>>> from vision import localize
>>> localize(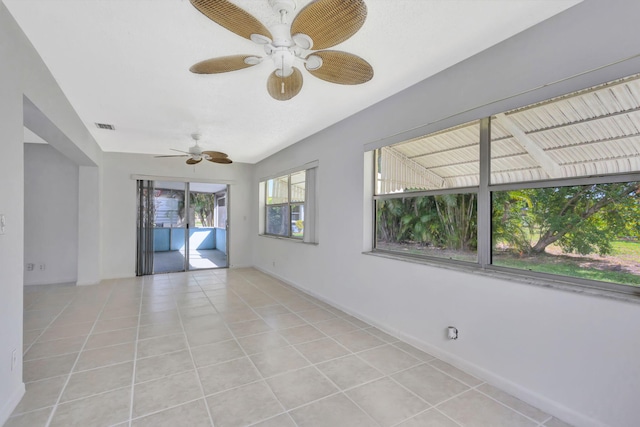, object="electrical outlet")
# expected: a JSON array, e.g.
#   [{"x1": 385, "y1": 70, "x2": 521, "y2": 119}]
[
  {"x1": 11, "y1": 349, "x2": 17, "y2": 371},
  {"x1": 39, "y1": 263, "x2": 46, "y2": 271},
  {"x1": 447, "y1": 326, "x2": 459, "y2": 340},
  {"x1": 0, "y1": 214, "x2": 5, "y2": 235},
  {"x1": 26, "y1": 263, "x2": 34, "y2": 271}
]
